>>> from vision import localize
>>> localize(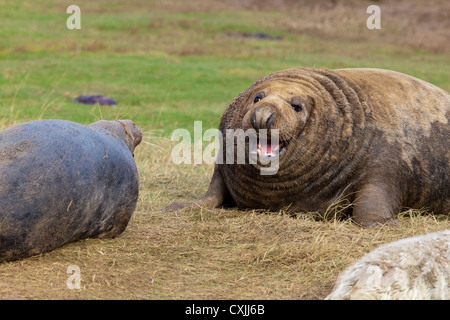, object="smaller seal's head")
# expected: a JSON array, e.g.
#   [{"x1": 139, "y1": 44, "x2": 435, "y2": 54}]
[
  {"x1": 90, "y1": 120, "x2": 142, "y2": 154},
  {"x1": 240, "y1": 80, "x2": 314, "y2": 165}
]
